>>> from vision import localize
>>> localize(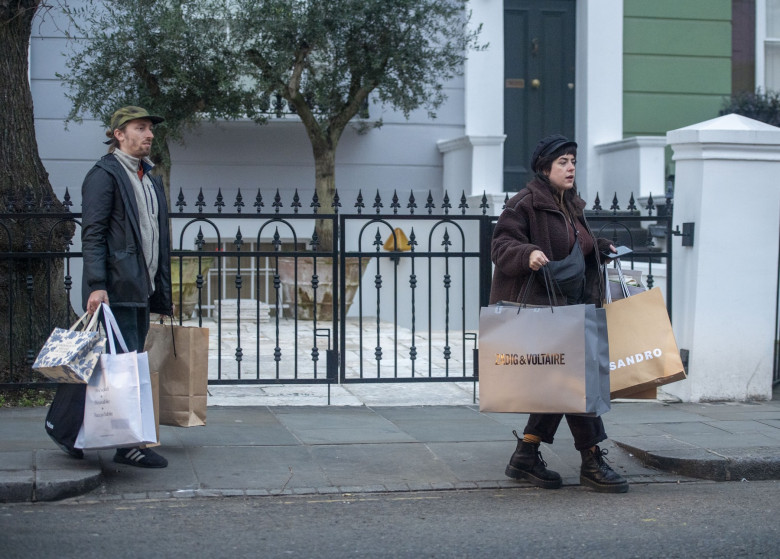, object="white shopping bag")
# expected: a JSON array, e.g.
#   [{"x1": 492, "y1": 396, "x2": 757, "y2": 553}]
[
  {"x1": 75, "y1": 304, "x2": 158, "y2": 450},
  {"x1": 137, "y1": 352, "x2": 157, "y2": 446}
]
